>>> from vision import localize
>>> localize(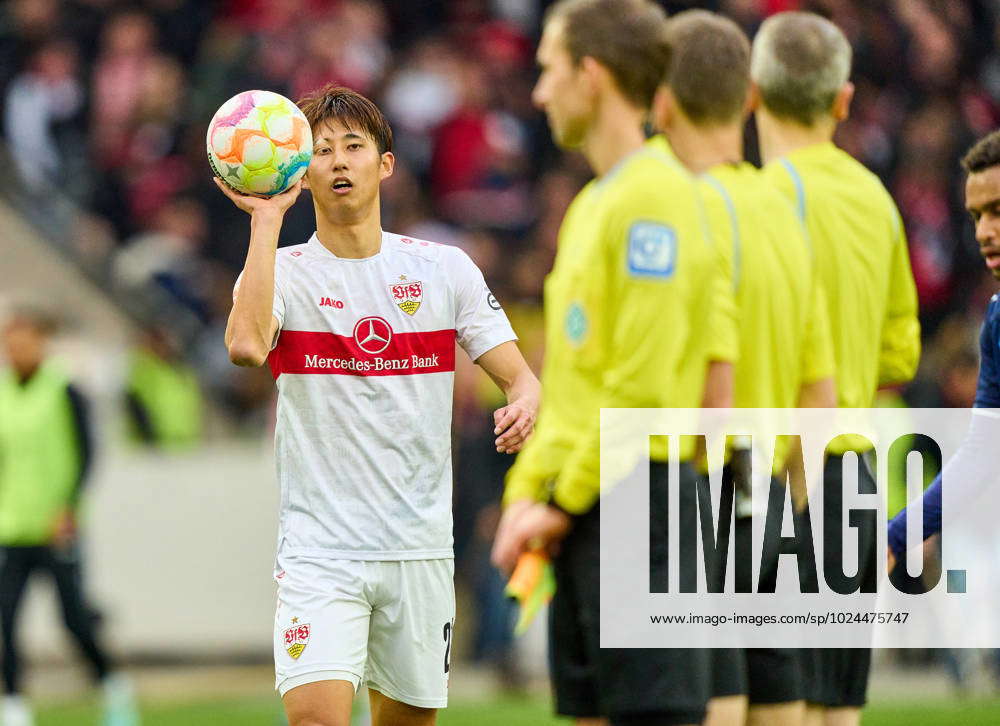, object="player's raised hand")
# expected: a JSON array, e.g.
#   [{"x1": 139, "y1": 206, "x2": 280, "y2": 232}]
[
  {"x1": 494, "y1": 398, "x2": 537, "y2": 454},
  {"x1": 213, "y1": 177, "x2": 303, "y2": 216}
]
